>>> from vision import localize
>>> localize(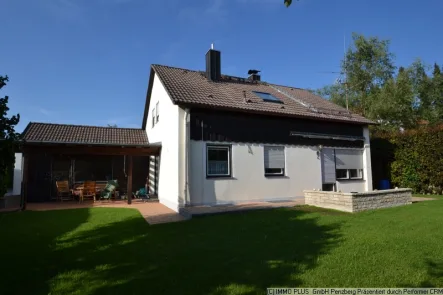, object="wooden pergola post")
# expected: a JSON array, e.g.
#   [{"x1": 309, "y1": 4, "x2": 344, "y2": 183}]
[
  {"x1": 21, "y1": 154, "x2": 29, "y2": 211},
  {"x1": 127, "y1": 155, "x2": 133, "y2": 205}
]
